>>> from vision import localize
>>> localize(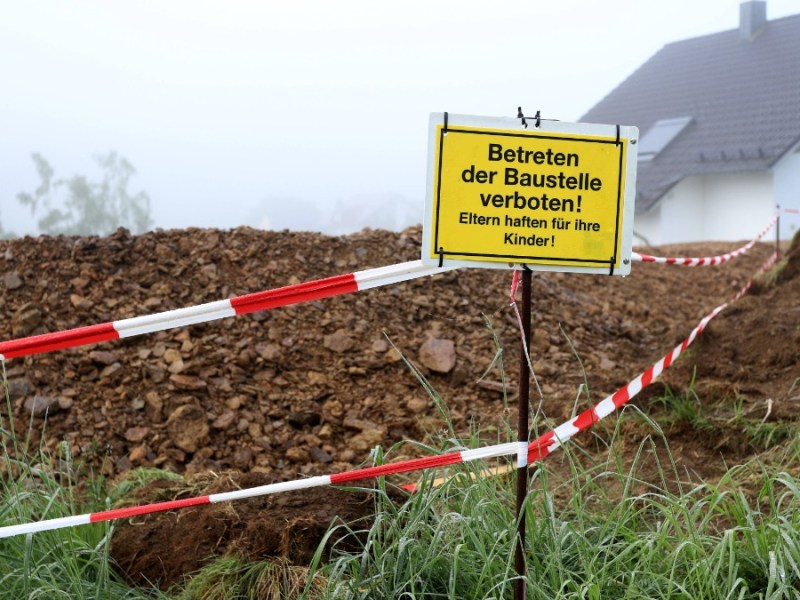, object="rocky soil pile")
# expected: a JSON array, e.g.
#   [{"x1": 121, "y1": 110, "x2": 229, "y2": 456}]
[{"x1": 1, "y1": 225, "x2": 796, "y2": 588}]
